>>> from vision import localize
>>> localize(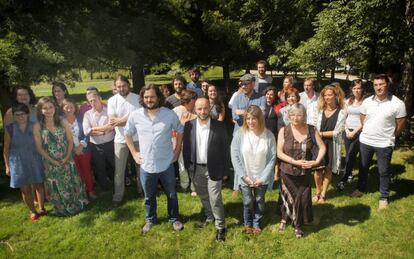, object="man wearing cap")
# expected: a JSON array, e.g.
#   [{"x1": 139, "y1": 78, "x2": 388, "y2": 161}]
[
  {"x1": 231, "y1": 74, "x2": 266, "y2": 133},
  {"x1": 254, "y1": 60, "x2": 273, "y2": 95}
]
